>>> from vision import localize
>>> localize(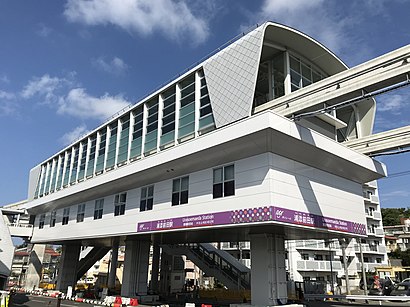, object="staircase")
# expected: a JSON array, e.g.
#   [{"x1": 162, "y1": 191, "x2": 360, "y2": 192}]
[
  {"x1": 162, "y1": 243, "x2": 250, "y2": 290},
  {"x1": 76, "y1": 246, "x2": 111, "y2": 280}
]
